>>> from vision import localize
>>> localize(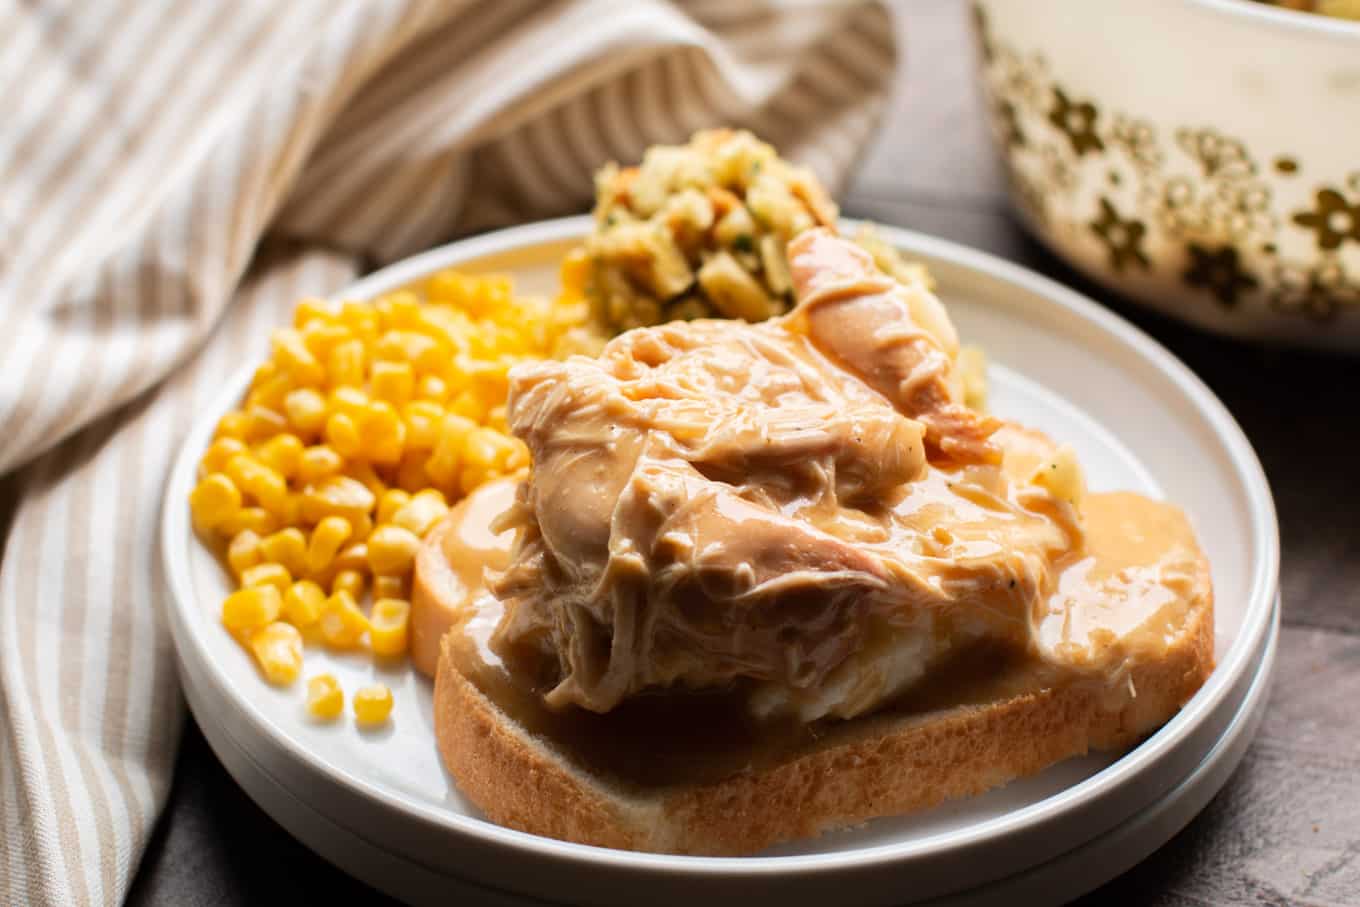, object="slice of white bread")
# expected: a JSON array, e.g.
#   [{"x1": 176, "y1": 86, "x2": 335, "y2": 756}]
[{"x1": 431, "y1": 557, "x2": 1213, "y2": 856}]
